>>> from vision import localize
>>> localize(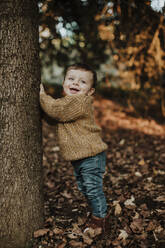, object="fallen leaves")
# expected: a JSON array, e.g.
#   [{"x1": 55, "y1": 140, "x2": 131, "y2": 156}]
[
  {"x1": 69, "y1": 240, "x2": 83, "y2": 247},
  {"x1": 130, "y1": 218, "x2": 144, "y2": 233},
  {"x1": 32, "y1": 102, "x2": 165, "y2": 247},
  {"x1": 34, "y1": 229, "x2": 49, "y2": 238},
  {"x1": 53, "y1": 227, "x2": 64, "y2": 235},
  {"x1": 124, "y1": 195, "x2": 136, "y2": 207},
  {"x1": 113, "y1": 201, "x2": 122, "y2": 216}
]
